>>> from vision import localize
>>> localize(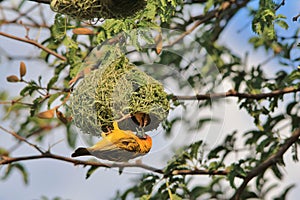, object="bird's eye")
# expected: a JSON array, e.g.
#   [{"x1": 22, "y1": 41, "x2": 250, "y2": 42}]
[{"x1": 122, "y1": 141, "x2": 129, "y2": 145}]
